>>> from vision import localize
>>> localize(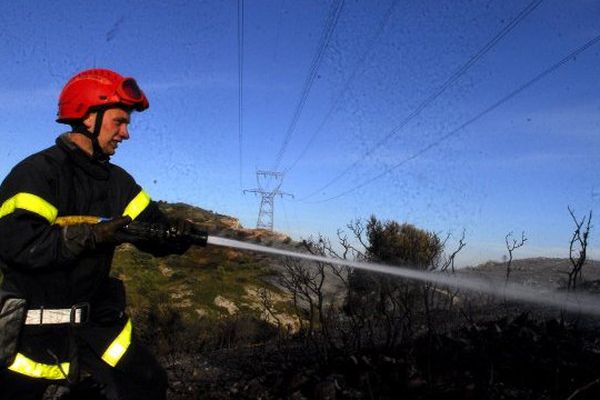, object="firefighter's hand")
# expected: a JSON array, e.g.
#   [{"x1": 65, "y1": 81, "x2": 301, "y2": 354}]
[
  {"x1": 62, "y1": 216, "x2": 132, "y2": 256},
  {"x1": 167, "y1": 218, "x2": 194, "y2": 239},
  {"x1": 91, "y1": 216, "x2": 132, "y2": 246},
  {"x1": 165, "y1": 218, "x2": 194, "y2": 254}
]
